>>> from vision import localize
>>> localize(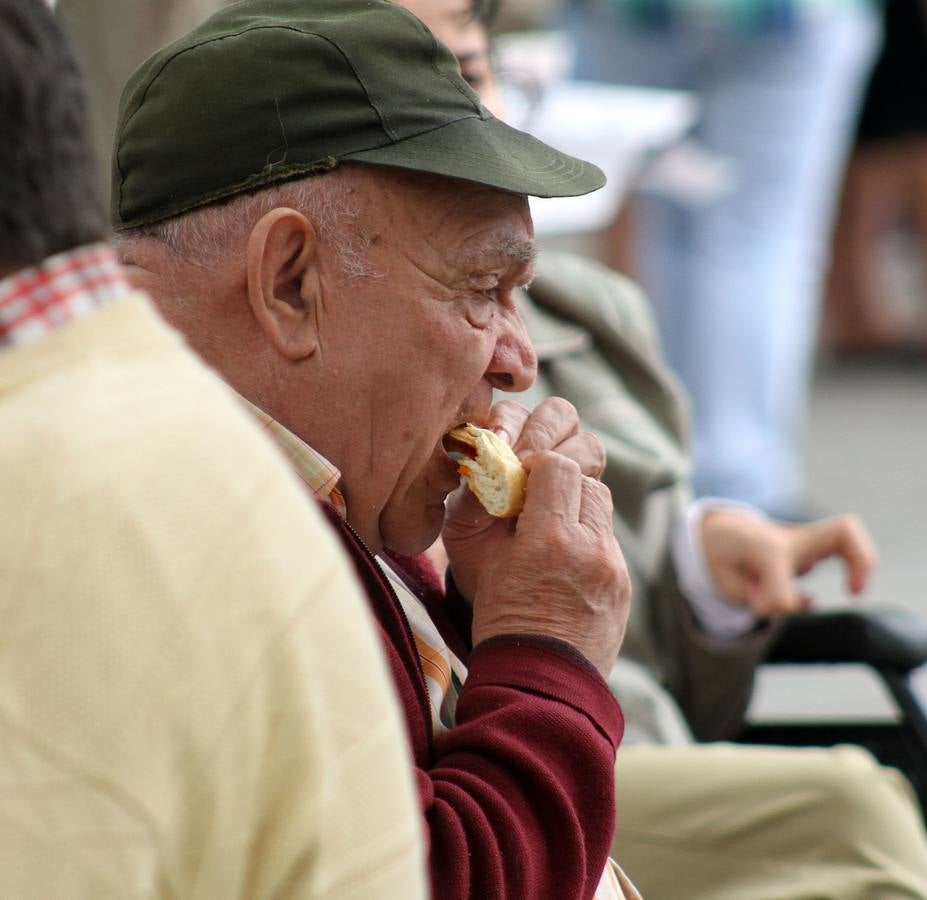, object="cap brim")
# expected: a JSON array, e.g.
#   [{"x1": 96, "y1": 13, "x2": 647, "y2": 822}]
[{"x1": 342, "y1": 114, "x2": 605, "y2": 199}]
